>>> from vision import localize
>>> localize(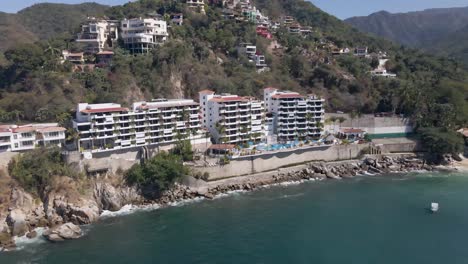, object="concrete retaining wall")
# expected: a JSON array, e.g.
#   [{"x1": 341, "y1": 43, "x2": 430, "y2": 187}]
[
  {"x1": 324, "y1": 113, "x2": 413, "y2": 135},
  {"x1": 195, "y1": 144, "x2": 370, "y2": 180}
]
